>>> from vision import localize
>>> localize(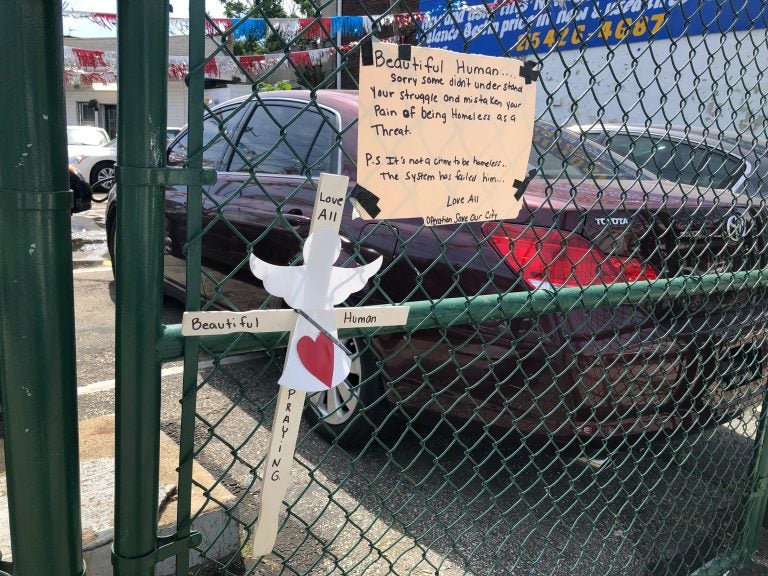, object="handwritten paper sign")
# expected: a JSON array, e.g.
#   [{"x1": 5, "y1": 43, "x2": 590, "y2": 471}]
[
  {"x1": 182, "y1": 306, "x2": 409, "y2": 337},
  {"x1": 355, "y1": 42, "x2": 537, "y2": 226}
]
